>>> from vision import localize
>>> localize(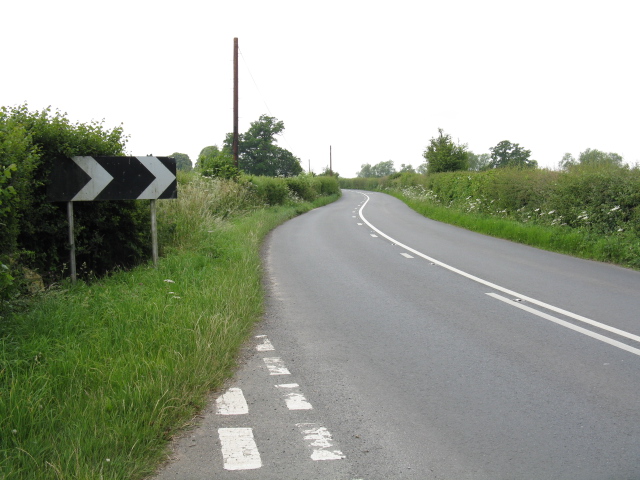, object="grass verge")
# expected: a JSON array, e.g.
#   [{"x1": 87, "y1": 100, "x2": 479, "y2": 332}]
[
  {"x1": 392, "y1": 191, "x2": 640, "y2": 269},
  {"x1": 0, "y1": 192, "x2": 339, "y2": 480}
]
